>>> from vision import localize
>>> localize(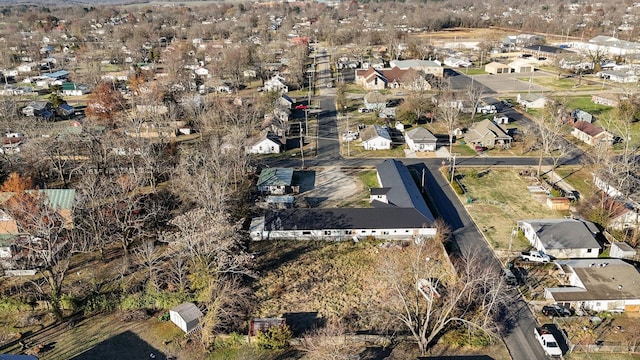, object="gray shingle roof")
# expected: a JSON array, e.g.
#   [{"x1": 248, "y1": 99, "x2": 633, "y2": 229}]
[
  {"x1": 375, "y1": 159, "x2": 435, "y2": 221},
  {"x1": 405, "y1": 127, "x2": 437, "y2": 144},
  {"x1": 521, "y1": 219, "x2": 600, "y2": 250},
  {"x1": 171, "y1": 302, "x2": 203, "y2": 333},
  {"x1": 263, "y1": 208, "x2": 432, "y2": 230}
]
